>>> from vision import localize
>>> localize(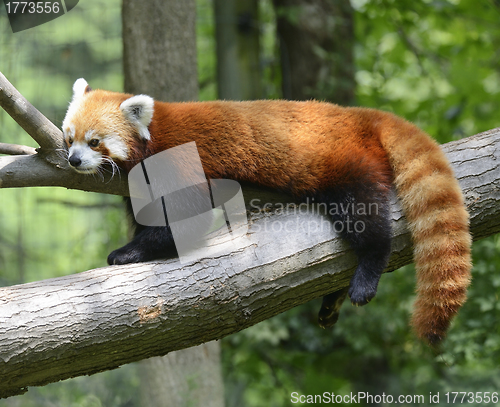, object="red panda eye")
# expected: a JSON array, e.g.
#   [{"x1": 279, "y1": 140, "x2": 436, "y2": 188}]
[
  {"x1": 89, "y1": 139, "x2": 100, "y2": 148},
  {"x1": 67, "y1": 137, "x2": 73, "y2": 145}
]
